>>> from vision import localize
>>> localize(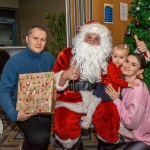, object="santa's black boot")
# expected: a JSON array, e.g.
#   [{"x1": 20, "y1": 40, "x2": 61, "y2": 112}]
[
  {"x1": 97, "y1": 138, "x2": 117, "y2": 150},
  {"x1": 97, "y1": 138, "x2": 124, "y2": 150},
  {"x1": 71, "y1": 138, "x2": 84, "y2": 150}
]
